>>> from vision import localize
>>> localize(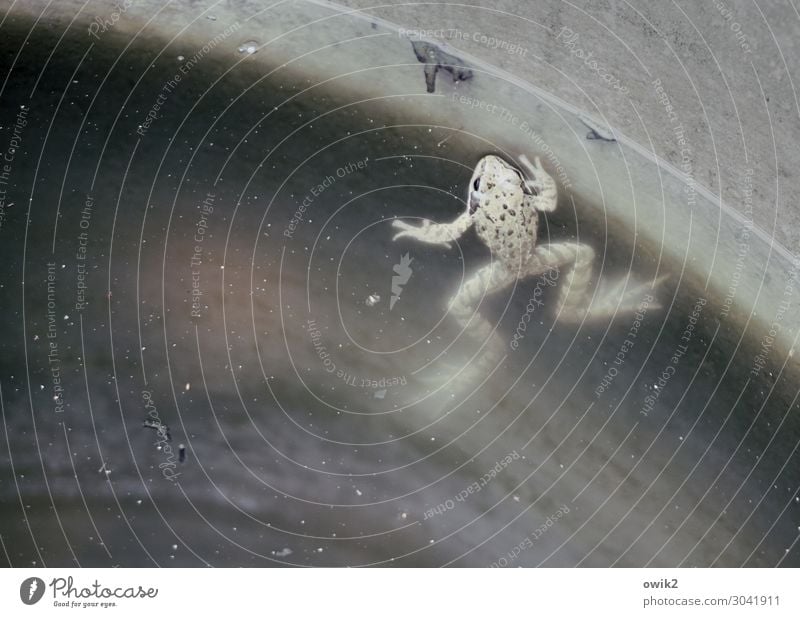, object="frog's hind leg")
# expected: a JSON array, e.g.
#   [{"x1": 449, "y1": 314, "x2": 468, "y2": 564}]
[
  {"x1": 523, "y1": 242, "x2": 596, "y2": 322},
  {"x1": 429, "y1": 261, "x2": 517, "y2": 388},
  {"x1": 434, "y1": 243, "x2": 594, "y2": 390},
  {"x1": 447, "y1": 261, "x2": 517, "y2": 349},
  {"x1": 527, "y1": 242, "x2": 666, "y2": 322}
]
